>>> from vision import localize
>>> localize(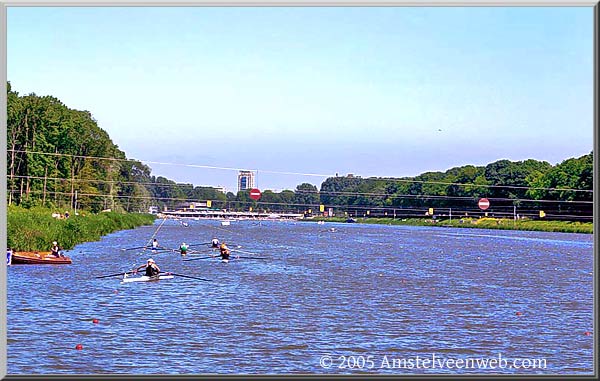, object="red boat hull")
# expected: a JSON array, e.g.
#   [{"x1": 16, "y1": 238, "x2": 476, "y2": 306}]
[{"x1": 10, "y1": 251, "x2": 72, "y2": 265}]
